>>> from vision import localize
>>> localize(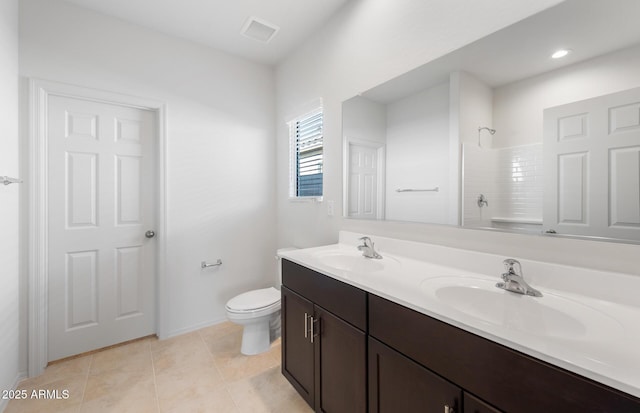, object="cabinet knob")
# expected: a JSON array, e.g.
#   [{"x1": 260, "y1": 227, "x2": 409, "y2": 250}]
[{"x1": 444, "y1": 405, "x2": 455, "y2": 413}]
